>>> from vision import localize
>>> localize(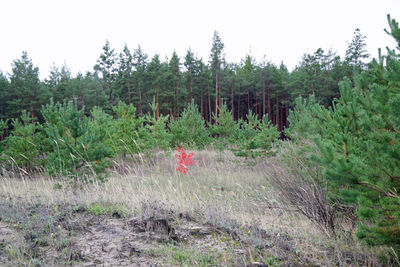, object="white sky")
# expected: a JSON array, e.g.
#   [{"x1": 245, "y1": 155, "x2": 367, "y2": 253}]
[{"x1": 1, "y1": 0, "x2": 400, "y2": 79}]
